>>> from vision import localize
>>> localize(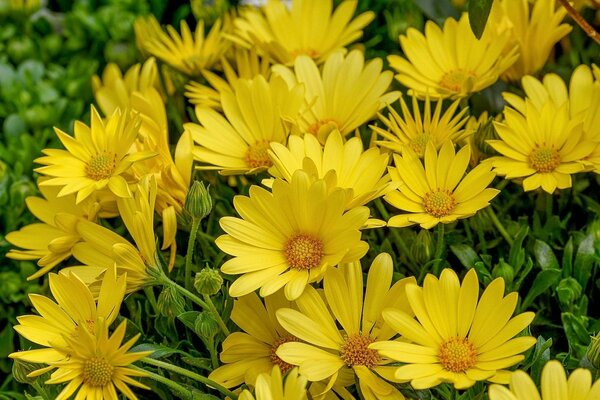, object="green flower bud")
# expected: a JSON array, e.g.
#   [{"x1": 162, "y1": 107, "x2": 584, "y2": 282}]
[
  {"x1": 185, "y1": 181, "x2": 213, "y2": 220},
  {"x1": 586, "y1": 333, "x2": 600, "y2": 369},
  {"x1": 157, "y1": 286, "x2": 186, "y2": 319},
  {"x1": 194, "y1": 311, "x2": 220, "y2": 340},
  {"x1": 194, "y1": 268, "x2": 223, "y2": 296},
  {"x1": 383, "y1": 0, "x2": 423, "y2": 42},
  {"x1": 492, "y1": 260, "x2": 514, "y2": 285},
  {"x1": 12, "y1": 359, "x2": 38, "y2": 384},
  {"x1": 474, "y1": 117, "x2": 499, "y2": 157},
  {"x1": 556, "y1": 277, "x2": 582, "y2": 309},
  {"x1": 410, "y1": 229, "x2": 434, "y2": 265},
  {"x1": 191, "y1": 0, "x2": 230, "y2": 26},
  {"x1": 7, "y1": 37, "x2": 36, "y2": 64}
]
